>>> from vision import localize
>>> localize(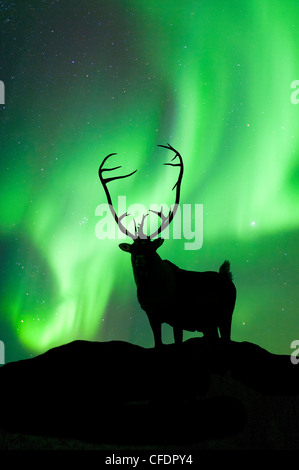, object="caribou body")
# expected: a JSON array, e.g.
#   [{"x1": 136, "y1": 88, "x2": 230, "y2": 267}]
[
  {"x1": 119, "y1": 238, "x2": 236, "y2": 347},
  {"x1": 99, "y1": 144, "x2": 236, "y2": 347}
]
